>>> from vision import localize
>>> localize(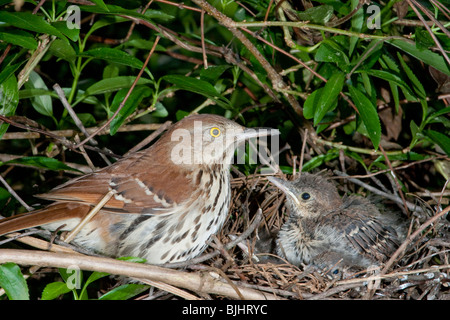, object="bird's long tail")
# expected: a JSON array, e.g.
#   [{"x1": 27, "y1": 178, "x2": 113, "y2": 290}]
[{"x1": 0, "y1": 203, "x2": 90, "y2": 236}]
